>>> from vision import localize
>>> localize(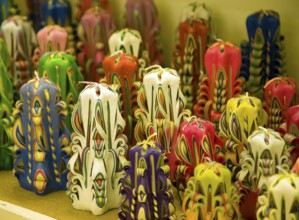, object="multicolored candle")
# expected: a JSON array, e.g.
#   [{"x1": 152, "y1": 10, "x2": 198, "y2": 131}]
[
  {"x1": 77, "y1": 6, "x2": 116, "y2": 81},
  {"x1": 67, "y1": 82, "x2": 128, "y2": 215},
  {"x1": 38, "y1": 51, "x2": 83, "y2": 131},
  {"x1": 181, "y1": 162, "x2": 240, "y2": 220},
  {"x1": 125, "y1": 0, "x2": 163, "y2": 65},
  {"x1": 119, "y1": 135, "x2": 176, "y2": 220},
  {"x1": 257, "y1": 169, "x2": 299, "y2": 220},
  {"x1": 1, "y1": 15, "x2": 37, "y2": 91},
  {"x1": 175, "y1": 116, "x2": 224, "y2": 200},
  {"x1": 134, "y1": 65, "x2": 191, "y2": 181},
  {"x1": 219, "y1": 93, "x2": 268, "y2": 178},
  {"x1": 194, "y1": 40, "x2": 244, "y2": 127},
  {"x1": 172, "y1": 15, "x2": 209, "y2": 110},
  {"x1": 237, "y1": 127, "x2": 291, "y2": 219},
  {"x1": 279, "y1": 105, "x2": 299, "y2": 164},
  {"x1": 103, "y1": 51, "x2": 139, "y2": 146},
  {"x1": 264, "y1": 77, "x2": 298, "y2": 130},
  {"x1": 32, "y1": 25, "x2": 70, "y2": 66},
  {"x1": 0, "y1": 40, "x2": 14, "y2": 170},
  {"x1": 12, "y1": 76, "x2": 71, "y2": 195},
  {"x1": 241, "y1": 10, "x2": 287, "y2": 100}
]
